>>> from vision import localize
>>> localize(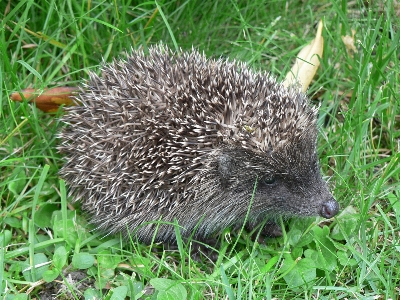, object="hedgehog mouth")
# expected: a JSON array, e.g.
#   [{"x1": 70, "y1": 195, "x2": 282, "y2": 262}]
[{"x1": 252, "y1": 202, "x2": 333, "y2": 219}]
